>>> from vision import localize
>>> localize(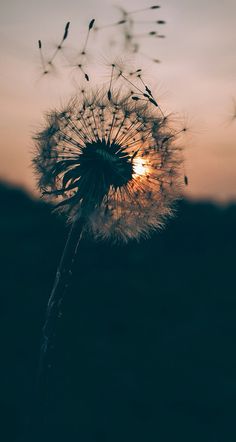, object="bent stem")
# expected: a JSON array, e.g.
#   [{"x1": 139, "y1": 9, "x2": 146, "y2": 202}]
[{"x1": 34, "y1": 217, "x2": 86, "y2": 434}]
